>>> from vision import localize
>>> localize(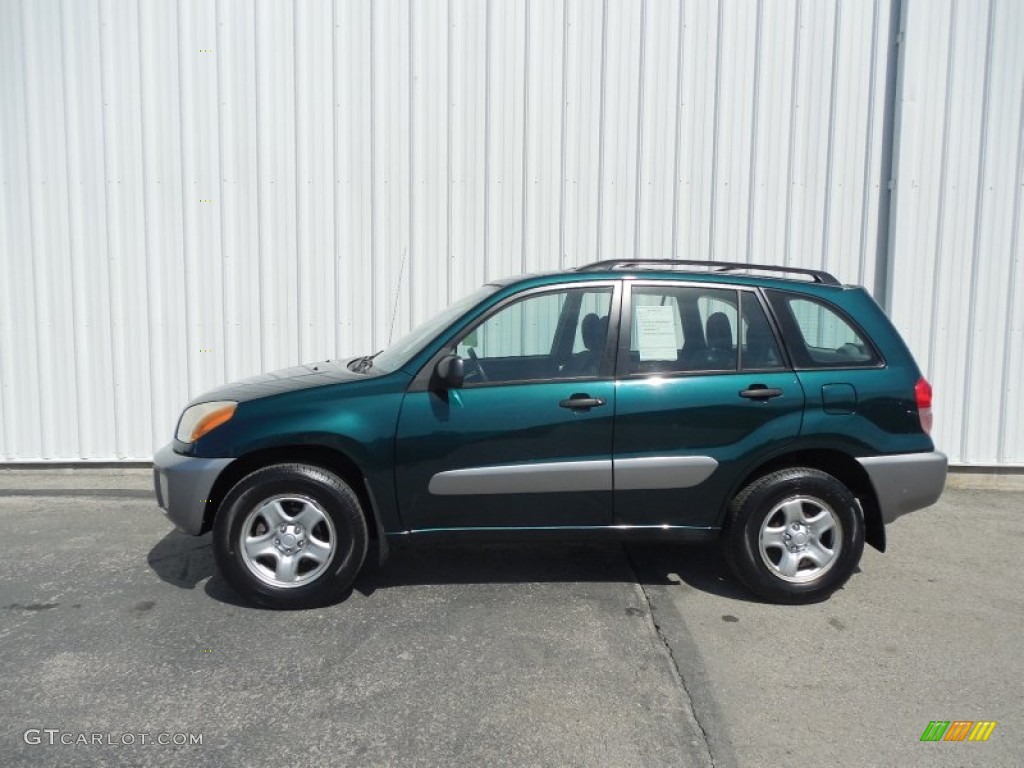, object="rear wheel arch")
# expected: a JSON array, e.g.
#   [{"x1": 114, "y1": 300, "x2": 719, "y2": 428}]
[
  {"x1": 723, "y1": 448, "x2": 885, "y2": 552},
  {"x1": 202, "y1": 445, "x2": 388, "y2": 563},
  {"x1": 722, "y1": 466, "x2": 865, "y2": 603}
]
